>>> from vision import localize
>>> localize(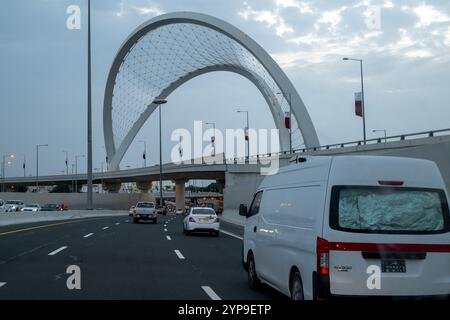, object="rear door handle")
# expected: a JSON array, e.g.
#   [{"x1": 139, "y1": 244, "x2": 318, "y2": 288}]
[{"x1": 253, "y1": 226, "x2": 257, "y2": 233}]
